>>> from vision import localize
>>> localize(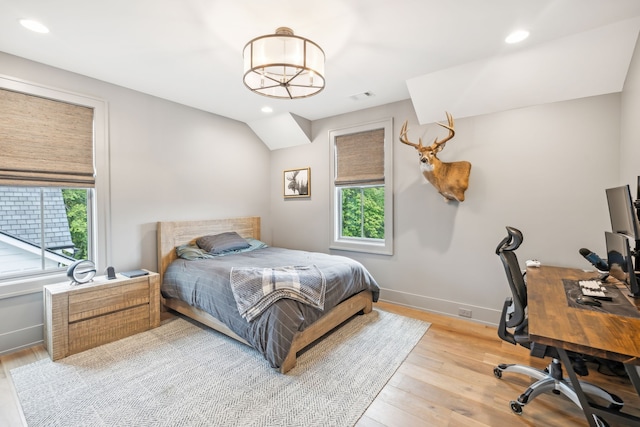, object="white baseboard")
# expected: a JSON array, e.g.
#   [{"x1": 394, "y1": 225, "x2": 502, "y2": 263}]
[
  {"x1": 0, "y1": 325, "x2": 43, "y2": 356},
  {"x1": 378, "y1": 287, "x2": 501, "y2": 326}
]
